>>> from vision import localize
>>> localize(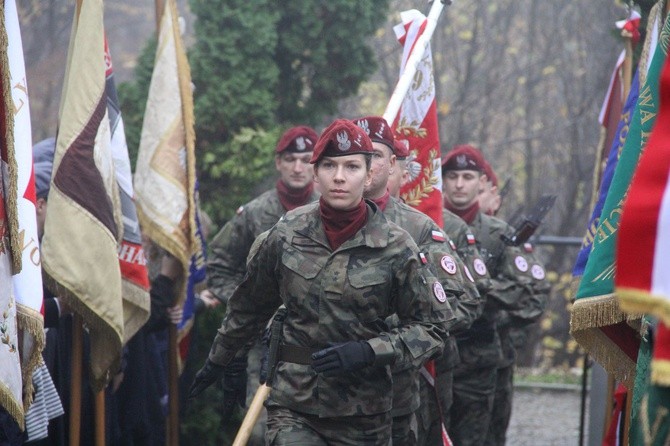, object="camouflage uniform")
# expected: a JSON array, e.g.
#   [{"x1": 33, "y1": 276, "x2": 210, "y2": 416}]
[
  {"x1": 413, "y1": 209, "x2": 493, "y2": 445},
  {"x1": 447, "y1": 212, "x2": 534, "y2": 446},
  {"x1": 206, "y1": 187, "x2": 318, "y2": 444},
  {"x1": 485, "y1": 243, "x2": 549, "y2": 446},
  {"x1": 382, "y1": 198, "x2": 479, "y2": 445},
  {"x1": 208, "y1": 201, "x2": 453, "y2": 445}
]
